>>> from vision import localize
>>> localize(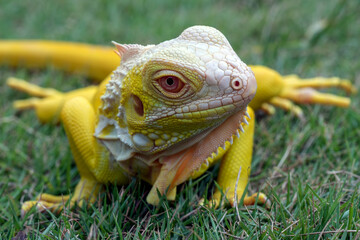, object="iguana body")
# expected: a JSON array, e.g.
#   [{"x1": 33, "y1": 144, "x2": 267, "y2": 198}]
[{"x1": 2, "y1": 26, "x2": 355, "y2": 213}]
